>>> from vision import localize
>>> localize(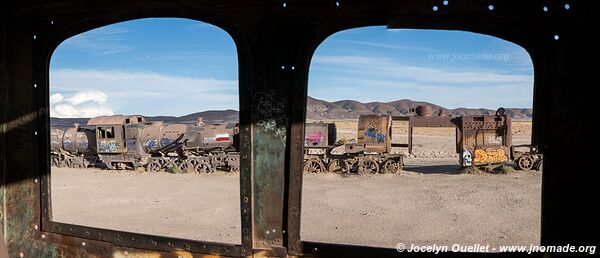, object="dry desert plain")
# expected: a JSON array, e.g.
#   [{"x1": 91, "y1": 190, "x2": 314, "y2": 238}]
[{"x1": 51, "y1": 120, "x2": 540, "y2": 250}]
